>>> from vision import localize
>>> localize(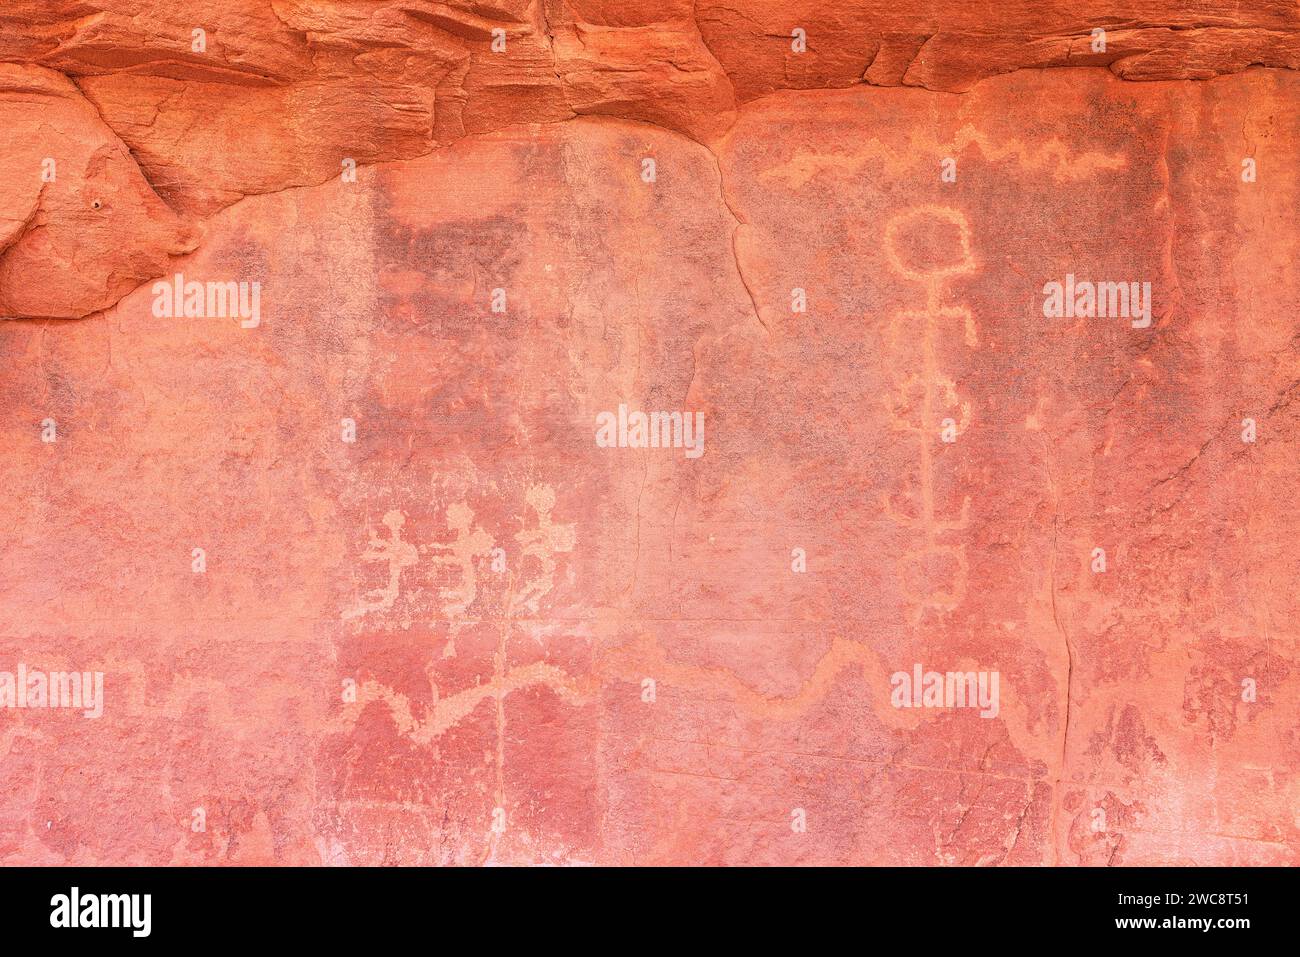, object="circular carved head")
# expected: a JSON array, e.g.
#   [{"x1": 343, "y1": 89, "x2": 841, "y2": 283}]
[{"x1": 883, "y1": 205, "x2": 976, "y2": 282}]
